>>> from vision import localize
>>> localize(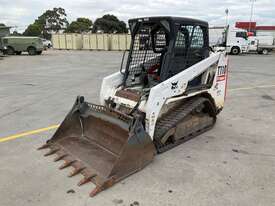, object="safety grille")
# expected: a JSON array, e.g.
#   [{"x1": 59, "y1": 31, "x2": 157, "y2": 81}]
[{"x1": 125, "y1": 26, "x2": 167, "y2": 86}]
